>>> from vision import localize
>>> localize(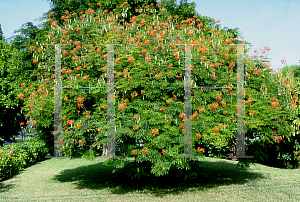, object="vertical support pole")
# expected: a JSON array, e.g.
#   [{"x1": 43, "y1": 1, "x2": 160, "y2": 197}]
[
  {"x1": 54, "y1": 44, "x2": 62, "y2": 157},
  {"x1": 184, "y1": 44, "x2": 192, "y2": 158},
  {"x1": 236, "y1": 44, "x2": 252, "y2": 159},
  {"x1": 107, "y1": 44, "x2": 116, "y2": 158}
]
